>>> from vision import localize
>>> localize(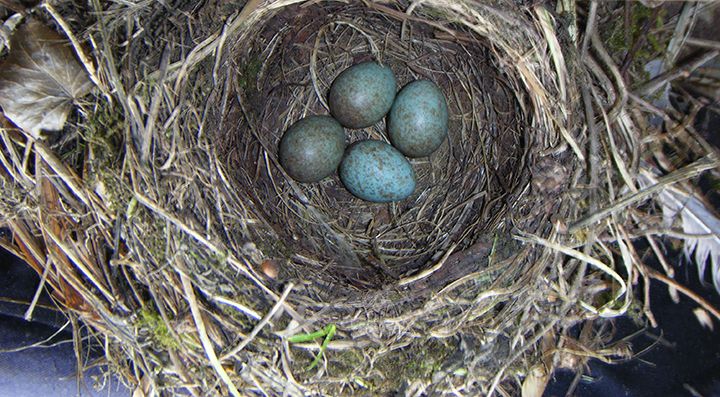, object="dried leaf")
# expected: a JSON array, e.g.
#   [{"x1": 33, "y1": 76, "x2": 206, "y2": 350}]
[
  {"x1": 693, "y1": 307, "x2": 714, "y2": 331},
  {"x1": 0, "y1": 19, "x2": 92, "y2": 138},
  {"x1": 132, "y1": 375, "x2": 156, "y2": 397},
  {"x1": 521, "y1": 365, "x2": 549, "y2": 397}
]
